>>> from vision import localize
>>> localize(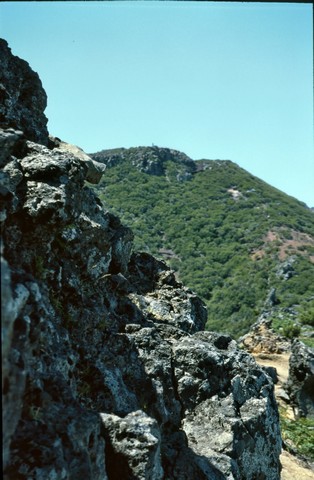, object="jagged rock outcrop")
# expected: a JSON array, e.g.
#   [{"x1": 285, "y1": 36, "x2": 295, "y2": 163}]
[
  {"x1": 0, "y1": 39, "x2": 49, "y2": 145},
  {"x1": 285, "y1": 340, "x2": 314, "y2": 419},
  {"x1": 2, "y1": 42, "x2": 282, "y2": 479},
  {"x1": 49, "y1": 136, "x2": 107, "y2": 184}
]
